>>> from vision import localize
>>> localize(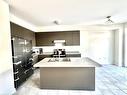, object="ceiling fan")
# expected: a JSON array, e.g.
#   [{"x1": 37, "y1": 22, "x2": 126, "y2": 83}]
[
  {"x1": 105, "y1": 16, "x2": 114, "y2": 24},
  {"x1": 89, "y1": 15, "x2": 115, "y2": 26}
]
